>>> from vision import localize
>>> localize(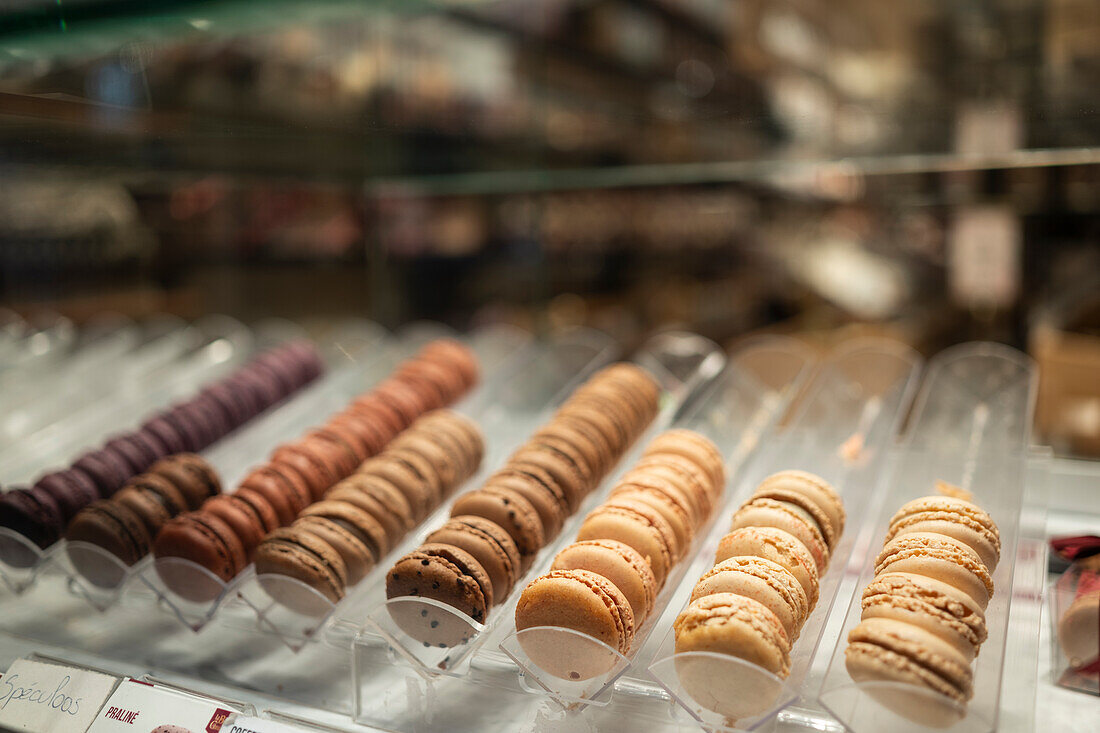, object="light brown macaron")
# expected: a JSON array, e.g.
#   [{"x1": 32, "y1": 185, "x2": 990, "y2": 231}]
[
  {"x1": 427, "y1": 516, "x2": 522, "y2": 602},
  {"x1": 293, "y1": 514, "x2": 376, "y2": 586},
  {"x1": 885, "y1": 495, "x2": 1000, "y2": 571},
  {"x1": 300, "y1": 498, "x2": 389, "y2": 561},
  {"x1": 691, "y1": 556, "x2": 809, "y2": 641},
  {"x1": 874, "y1": 532, "x2": 994, "y2": 610},
  {"x1": 576, "y1": 498, "x2": 677, "y2": 587},
  {"x1": 753, "y1": 470, "x2": 844, "y2": 552},
  {"x1": 644, "y1": 430, "x2": 725, "y2": 499},
  {"x1": 861, "y1": 571, "x2": 987, "y2": 661},
  {"x1": 552, "y1": 540, "x2": 658, "y2": 625},
  {"x1": 716, "y1": 527, "x2": 820, "y2": 610},
  {"x1": 608, "y1": 487, "x2": 693, "y2": 560},
  {"x1": 487, "y1": 466, "x2": 569, "y2": 539},
  {"x1": 357, "y1": 454, "x2": 435, "y2": 521},
  {"x1": 674, "y1": 592, "x2": 791, "y2": 679},
  {"x1": 515, "y1": 568, "x2": 635, "y2": 680},
  {"x1": 730, "y1": 497, "x2": 830, "y2": 573},
  {"x1": 253, "y1": 525, "x2": 348, "y2": 612}
]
